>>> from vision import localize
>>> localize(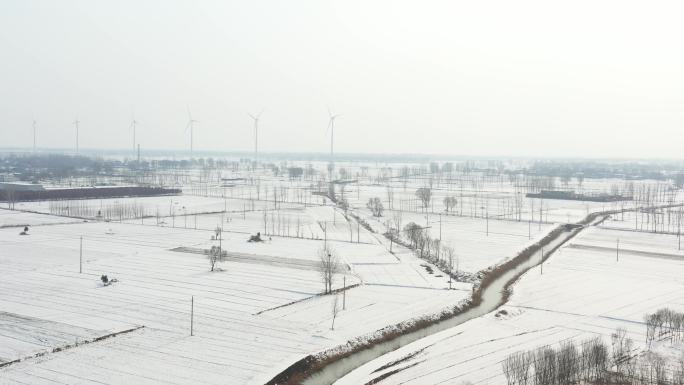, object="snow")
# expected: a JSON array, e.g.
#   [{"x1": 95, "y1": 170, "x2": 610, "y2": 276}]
[
  {"x1": 0, "y1": 208, "x2": 82, "y2": 227},
  {"x1": 2, "y1": 171, "x2": 676, "y2": 385},
  {"x1": 337, "y1": 226, "x2": 684, "y2": 385},
  {"x1": 0, "y1": 210, "x2": 469, "y2": 384}
]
